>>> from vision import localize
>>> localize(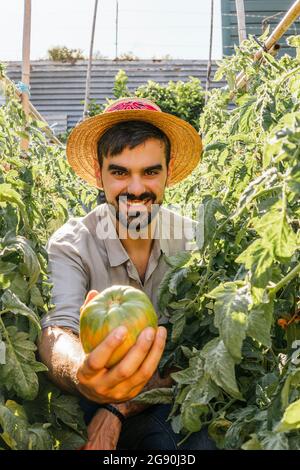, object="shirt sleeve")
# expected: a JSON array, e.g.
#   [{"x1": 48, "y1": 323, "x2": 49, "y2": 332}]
[{"x1": 40, "y1": 229, "x2": 89, "y2": 335}]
